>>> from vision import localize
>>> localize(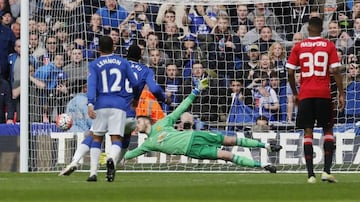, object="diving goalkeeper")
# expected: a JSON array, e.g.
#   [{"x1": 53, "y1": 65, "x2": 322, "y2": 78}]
[{"x1": 125, "y1": 78, "x2": 282, "y2": 172}]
